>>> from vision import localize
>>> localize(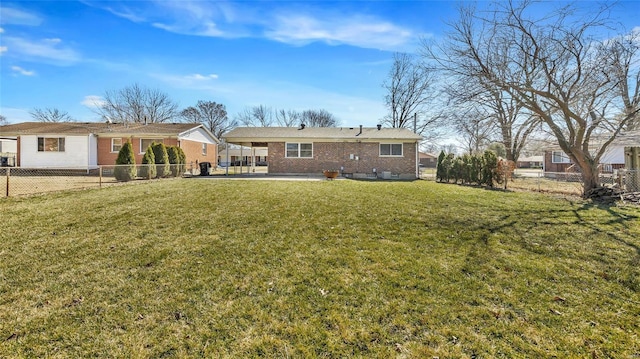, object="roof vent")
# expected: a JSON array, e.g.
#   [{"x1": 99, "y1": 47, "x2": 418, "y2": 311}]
[
  {"x1": 377, "y1": 124, "x2": 381, "y2": 130},
  {"x1": 299, "y1": 123, "x2": 306, "y2": 130}
]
